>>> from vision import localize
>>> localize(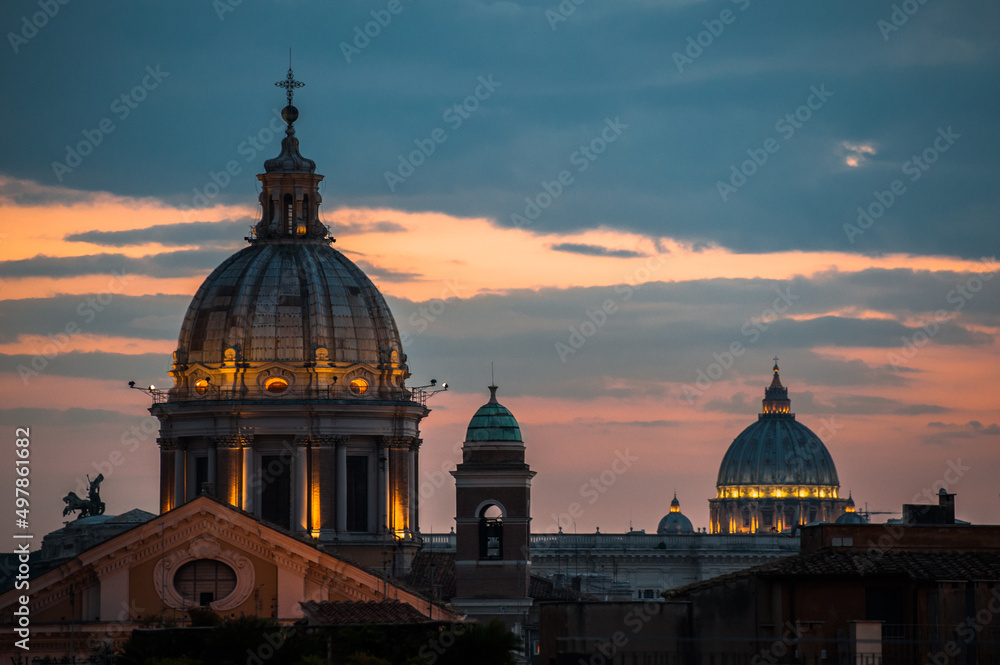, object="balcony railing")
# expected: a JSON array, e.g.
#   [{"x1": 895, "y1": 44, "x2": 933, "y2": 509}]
[
  {"x1": 144, "y1": 384, "x2": 433, "y2": 406},
  {"x1": 418, "y1": 532, "x2": 799, "y2": 552}
]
